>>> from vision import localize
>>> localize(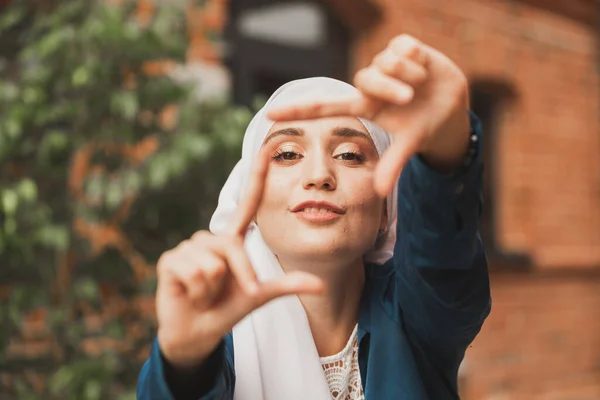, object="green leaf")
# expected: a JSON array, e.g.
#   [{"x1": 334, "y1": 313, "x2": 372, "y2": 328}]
[
  {"x1": 106, "y1": 322, "x2": 124, "y2": 339},
  {"x1": 50, "y1": 366, "x2": 75, "y2": 395},
  {"x1": 105, "y1": 180, "x2": 125, "y2": 209},
  {"x1": 0, "y1": 81, "x2": 19, "y2": 102},
  {"x1": 22, "y1": 86, "x2": 45, "y2": 105},
  {"x1": 84, "y1": 380, "x2": 102, "y2": 400},
  {"x1": 0, "y1": 6, "x2": 25, "y2": 31},
  {"x1": 122, "y1": 169, "x2": 142, "y2": 193},
  {"x1": 3, "y1": 118, "x2": 22, "y2": 139},
  {"x1": 35, "y1": 224, "x2": 69, "y2": 250},
  {"x1": 67, "y1": 324, "x2": 84, "y2": 342},
  {"x1": 1, "y1": 190, "x2": 18, "y2": 215},
  {"x1": 110, "y1": 91, "x2": 139, "y2": 121},
  {"x1": 8, "y1": 304, "x2": 21, "y2": 326},
  {"x1": 22, "y1": 63, "x2": 52, "y2": 85},
  {"x1": 48, "y1": 309, "x2": 67, "y2": 328},
  {"x1": 14, "y1": 377, "x2": 37, "y2": 398},
  {"x1": 4, "y1": 217, "x2": 16, "y2": 234},
  {"x1": 16, "y1": 179, "x2": 38, "y2": 202},
  {"x1": 178, "y1": 134, "x2": 212, "y2": 159},
  {"x1": 140, "y1": 276, "x2": 158, "y2": 294},
  {"x1": 148, "y1": 154, "x2": 170, "y2": 189},
  {"x1": 34, "y1": 26, "x2": 76, "y2": 58},
  {"x1": 117, "y1": 391, "x2": 137, "y2": 400},
  {"x1": 76, "y1": 279, "x2": 99, "y2": 301},
  {"x1": 42, "y1": 130, "x2": 70, "y2": 151},
  {"x1": 72, "y1": 66, "x2": 90, "y2": 87},
  {"x1": 122, "y1": 20, "x2": 142, "y2": 41}
]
